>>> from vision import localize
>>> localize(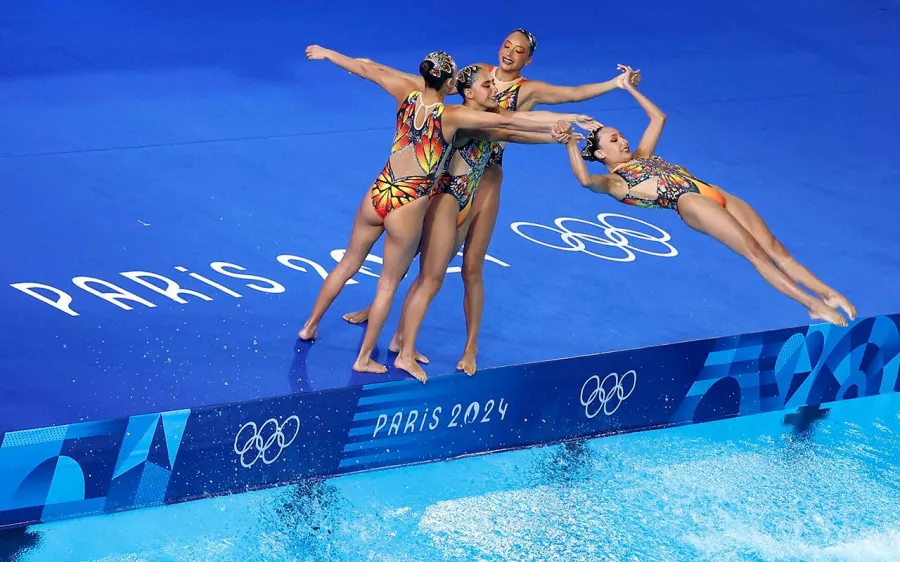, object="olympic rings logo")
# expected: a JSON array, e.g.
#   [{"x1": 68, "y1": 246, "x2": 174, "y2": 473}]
[
  {"x1": 580, "y1": 370, "x2": 637, "y2": 418},
  {"x1": 233, "y1": 415, "x2": 301, "y2": 468},
  {"x1": 510, "y1": 213, "x2": 678, "y2": 262}
]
